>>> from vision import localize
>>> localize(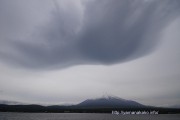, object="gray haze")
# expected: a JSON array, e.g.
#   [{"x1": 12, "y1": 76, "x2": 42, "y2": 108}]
[{"x1": 0, "y1": 0, "x2": 180, "y2": 107}]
